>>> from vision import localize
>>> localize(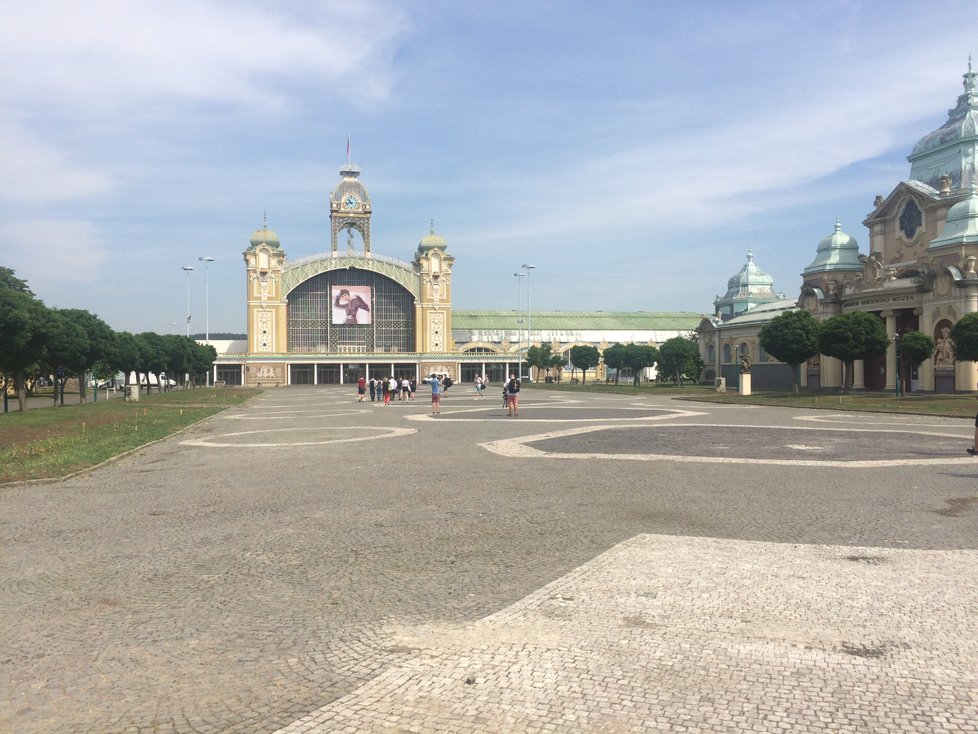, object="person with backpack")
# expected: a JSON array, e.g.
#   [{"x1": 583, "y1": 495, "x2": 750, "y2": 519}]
[{"x1": 505, "y1": 373, "x2": 521, "y2": 416}]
